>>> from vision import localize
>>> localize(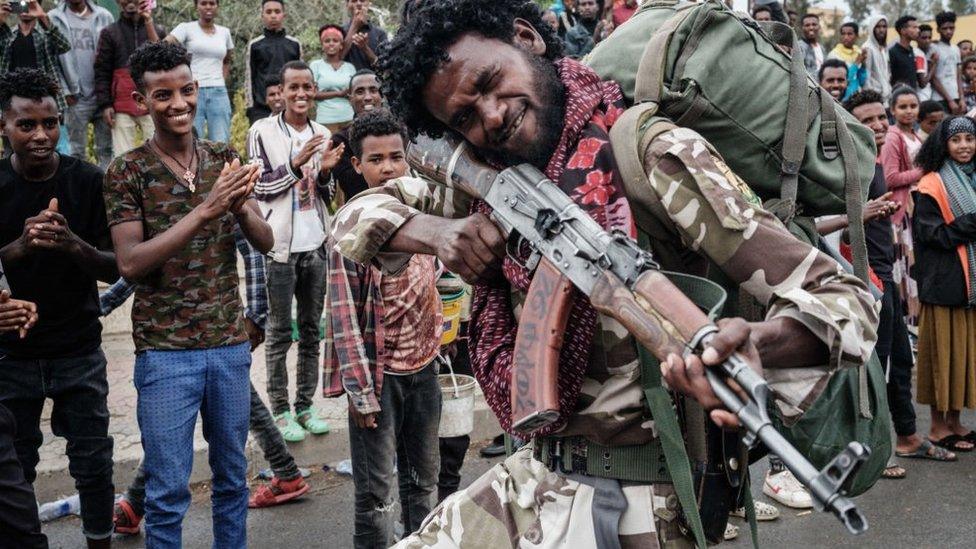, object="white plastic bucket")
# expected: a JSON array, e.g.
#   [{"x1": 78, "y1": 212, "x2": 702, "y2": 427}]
[{"x1": 438, "y1": 360, "x2": 477, "y2": 437}]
